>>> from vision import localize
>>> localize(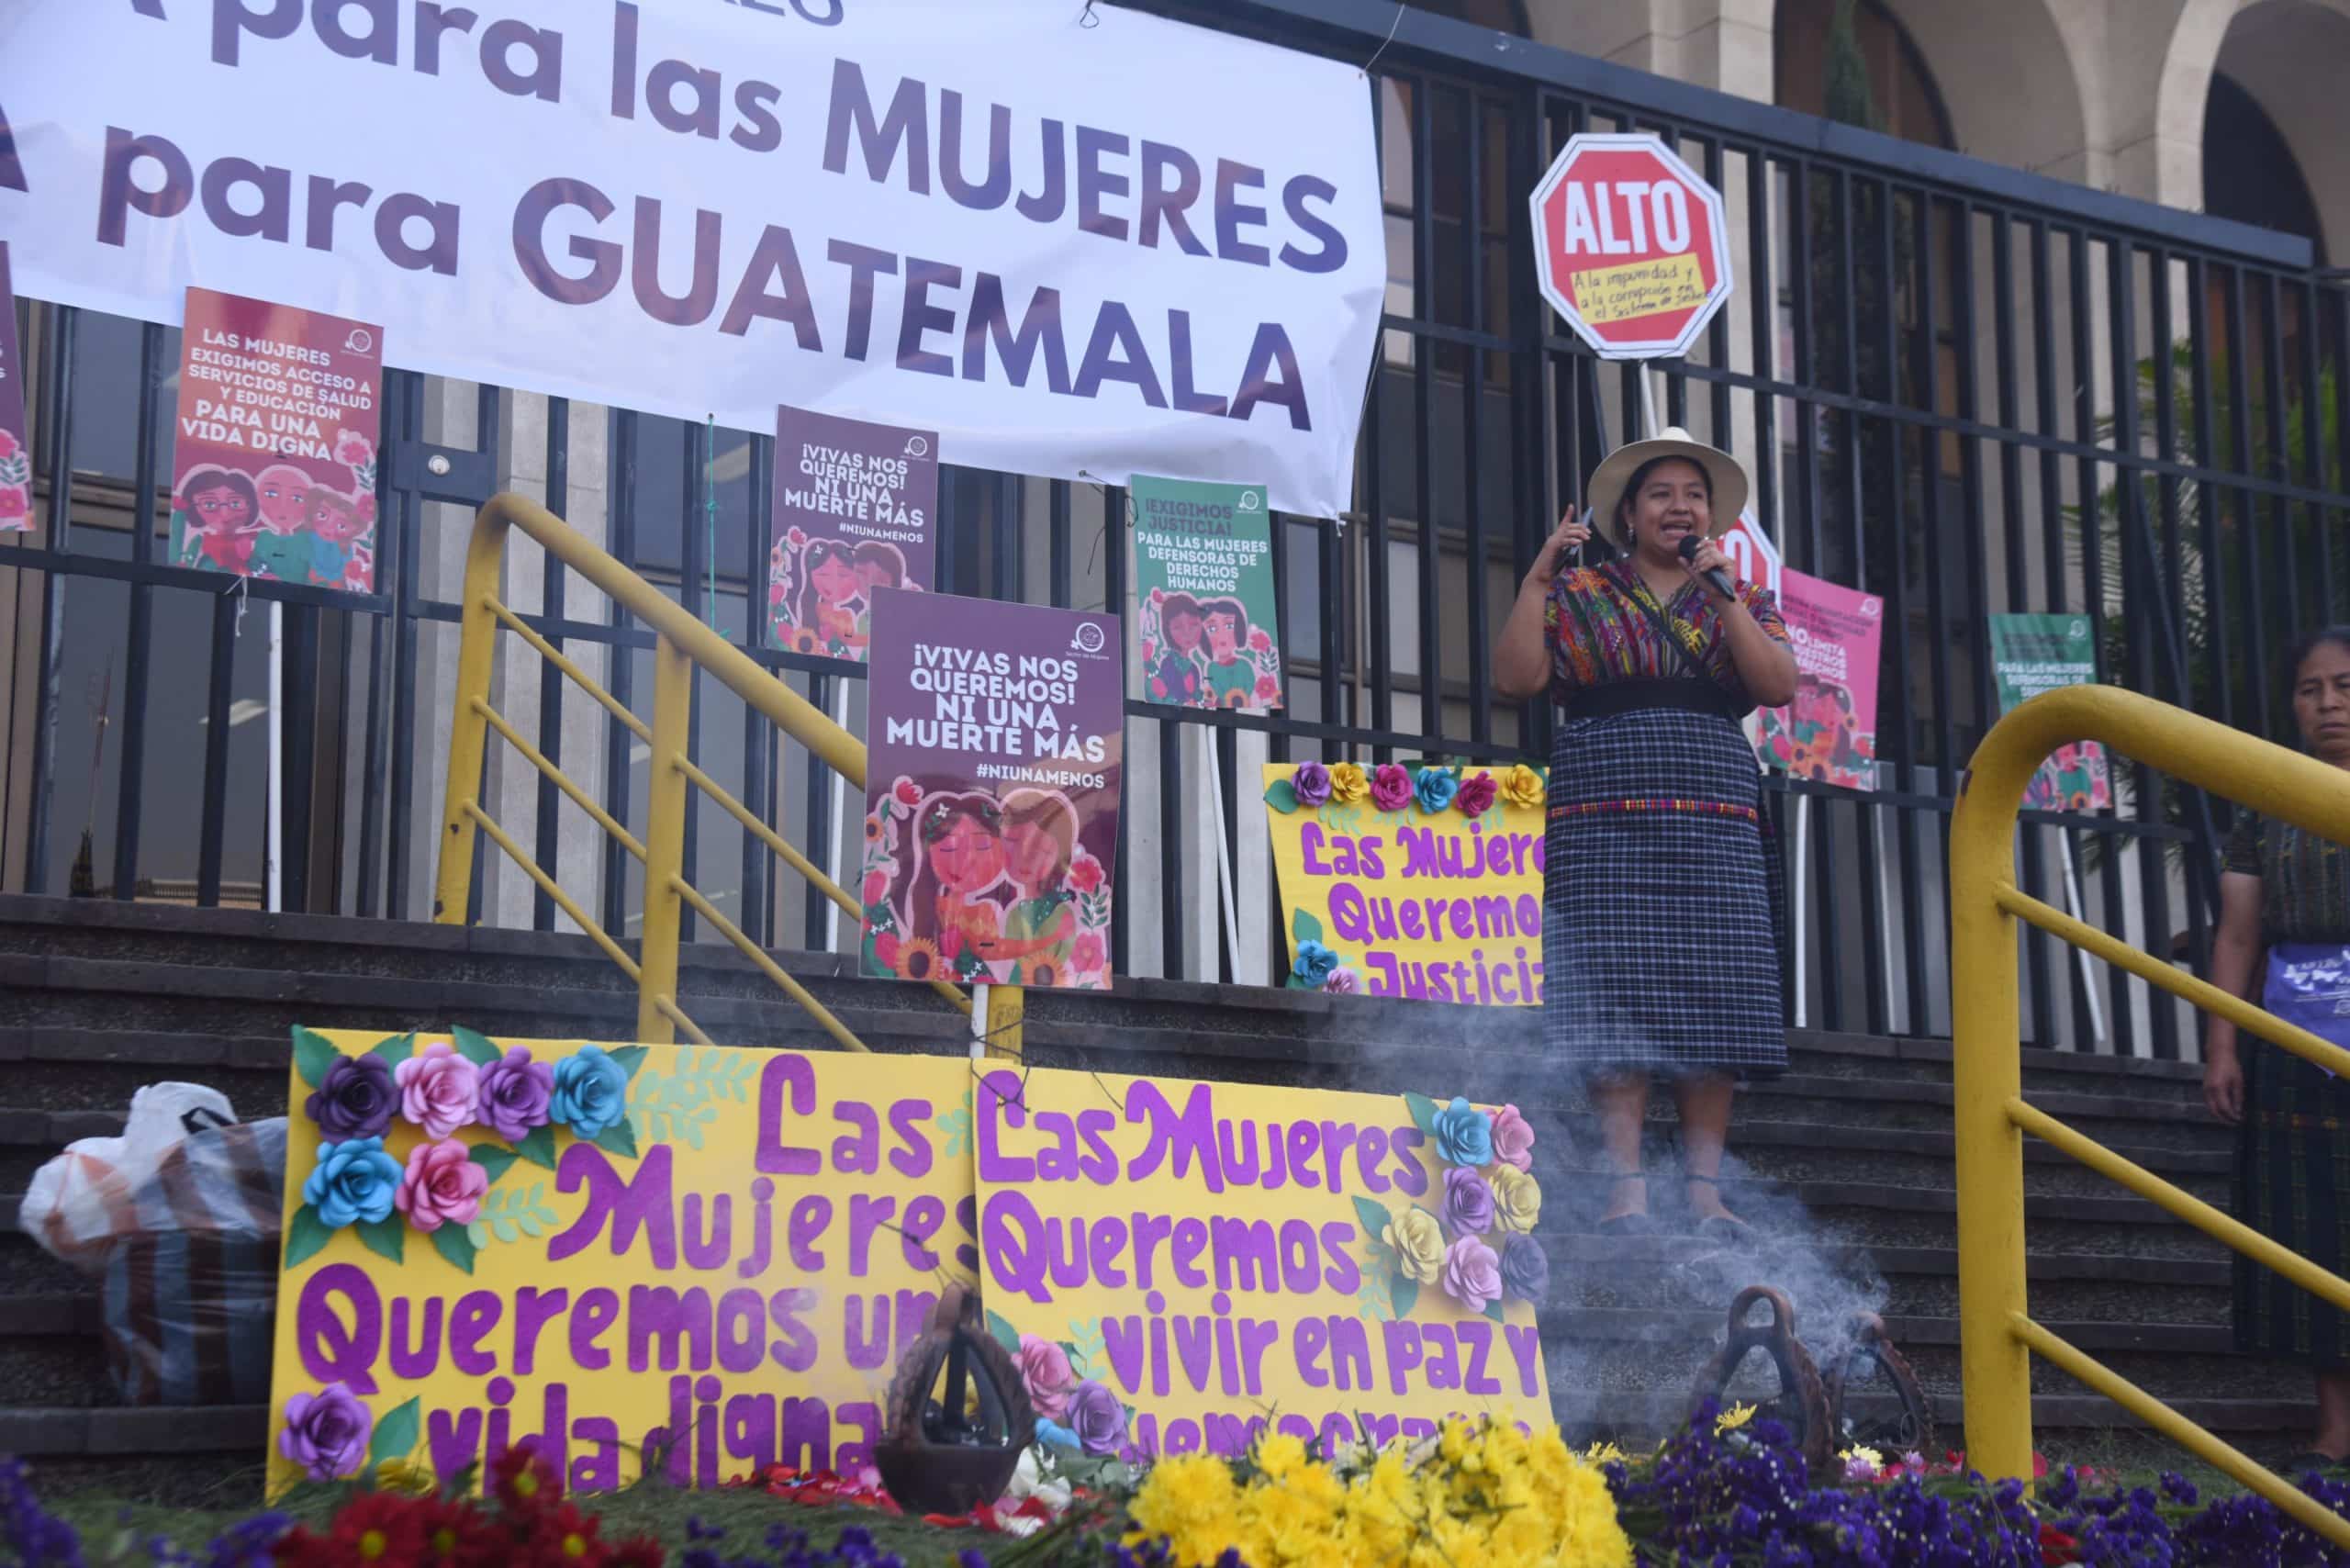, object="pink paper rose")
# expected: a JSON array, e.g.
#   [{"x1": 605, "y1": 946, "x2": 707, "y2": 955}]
[
  {"x1": 393, "y1": 1041, "x2": 480, "y2": 1140},
  {"x1": 394, "y1": 1137, "x2": 488, "y2": 1233},
  {"x1": 1370, "y1": 763, "x2": 1414, "y2": 812},
  {"x1": 1017, "y1": 1334, "x2": 1076, "y2": 1419},
  {"x1": 1488, "y1": 1103, "x2": 1535, "y2": 1171},
  {"x1": 1324, "y1": 968, "x2": 1361, "y2": 995},
  {"x1": 1441, "y1": 1235, "x2": 1502, "y2": 1313}
]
